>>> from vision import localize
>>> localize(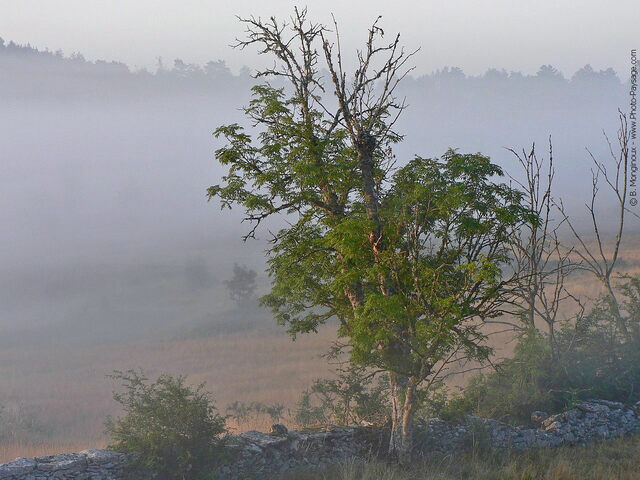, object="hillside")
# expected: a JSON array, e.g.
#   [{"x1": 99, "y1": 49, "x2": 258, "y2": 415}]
[
  {"x1": 1, "y1": 234, "x2": 639, "y2": 462},
  {"x1": 1, "y1": 36, "x2": 639, "y2": 466}
]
